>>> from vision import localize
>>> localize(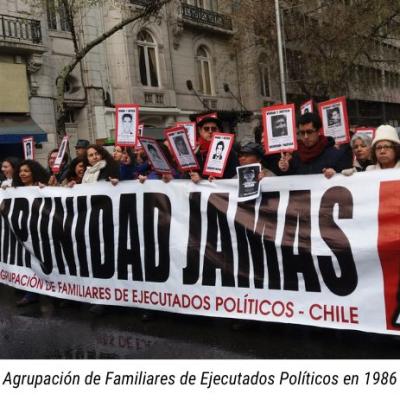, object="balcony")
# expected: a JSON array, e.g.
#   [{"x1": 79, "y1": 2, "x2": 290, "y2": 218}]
[
  {"x1": 0, "y1": 14, "x2": 45, "y2": 54},
  {"x1": 180, "y1": 3, "x2": 233, "y2": 33}
]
